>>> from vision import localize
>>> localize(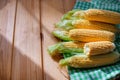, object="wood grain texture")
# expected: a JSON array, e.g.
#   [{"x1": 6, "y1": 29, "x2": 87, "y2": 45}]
[
  {"x1": 0, "y1": 0, "x2": 16, "y2": 80},
  {"x1": 41, "y1": 0, "x2": 67, "y2": 80},
  {"x1": 0, "y1": 0, "x2": 76, "y2": 80},
  {"x1": 41, "y1": 0, "x2": 75, "y2": 80},
  {"x1": 11, "y1": 0, "x2": 42, "y2": 80}
]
